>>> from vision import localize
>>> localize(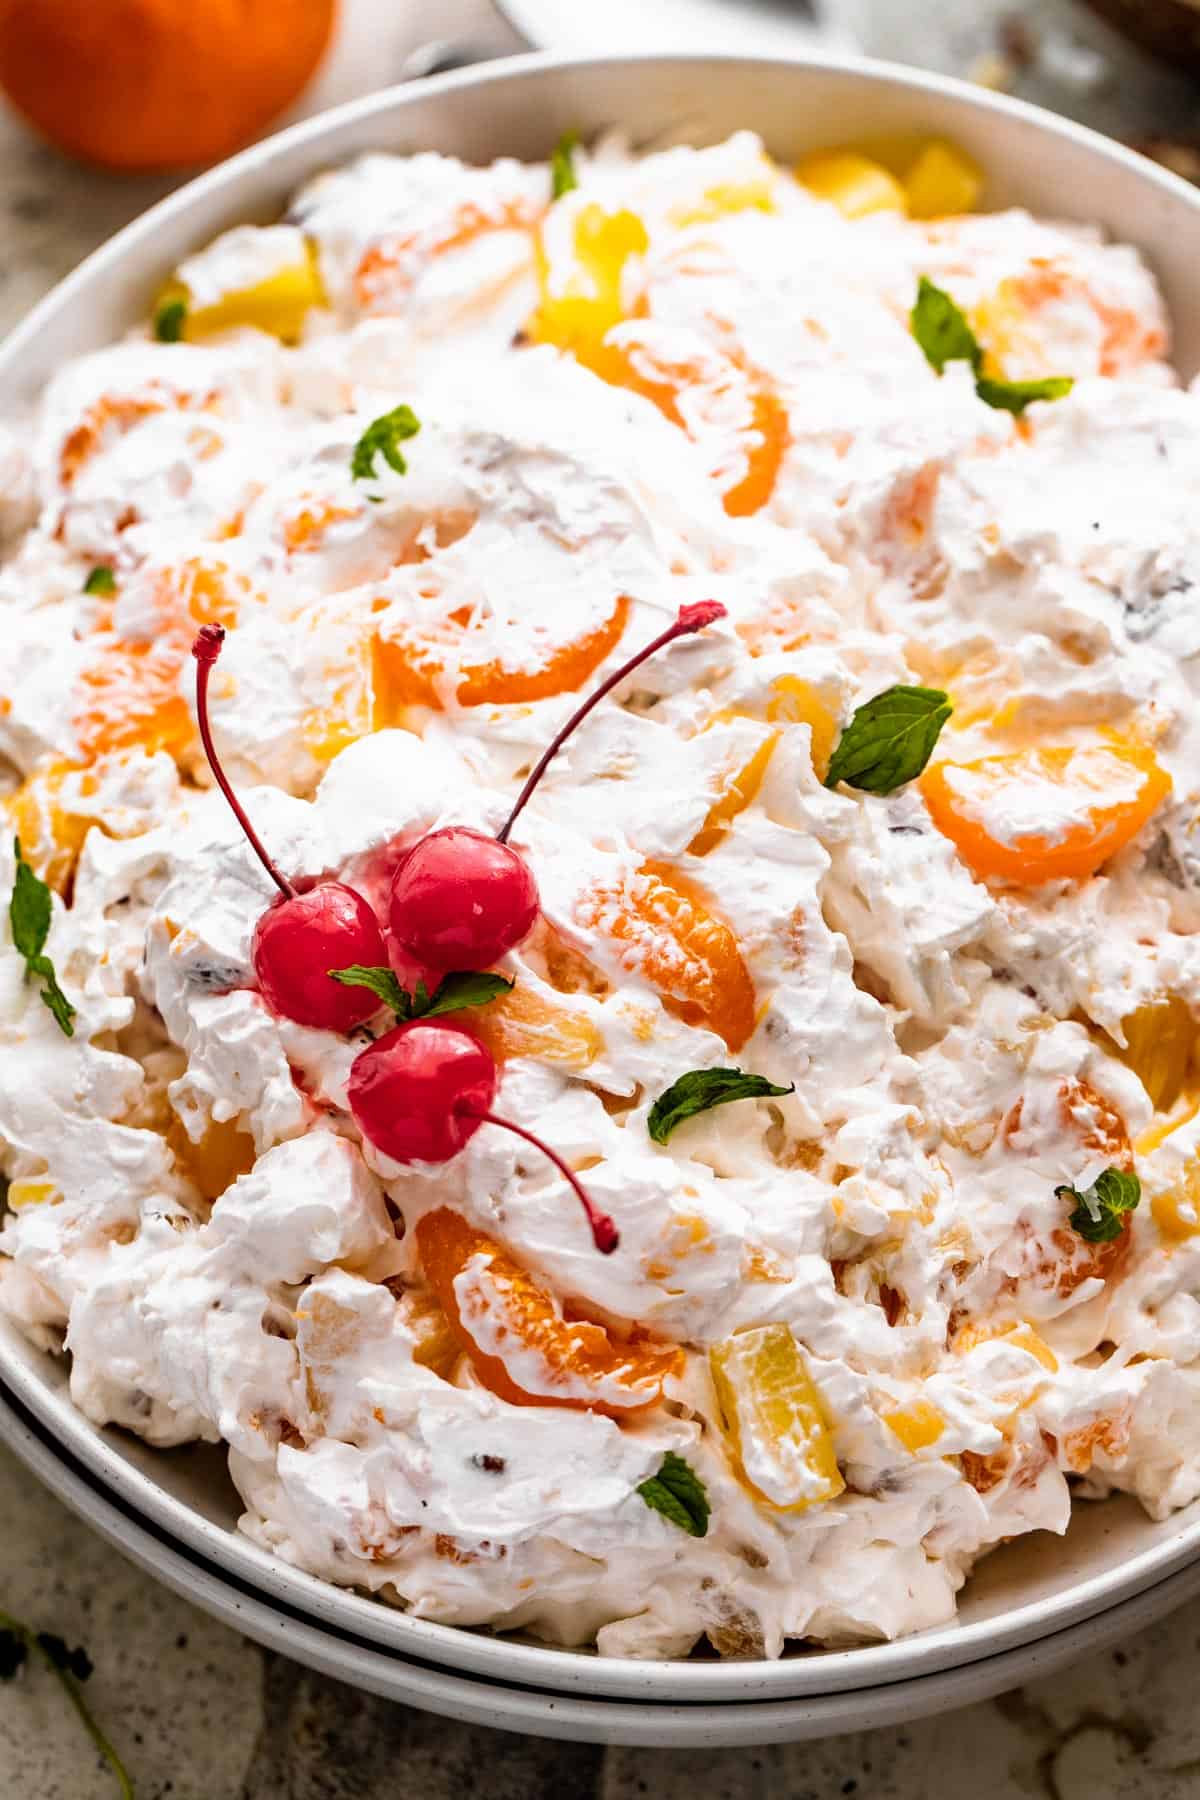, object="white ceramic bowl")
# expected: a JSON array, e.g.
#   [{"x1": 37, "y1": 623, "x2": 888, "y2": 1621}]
[
  {"x1": 4, "y1": 1366, "x2": 1200, "y2": 1746},
  {"x1": 5, "y1": 49, "x2": 1200, "y2": 1718}
]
